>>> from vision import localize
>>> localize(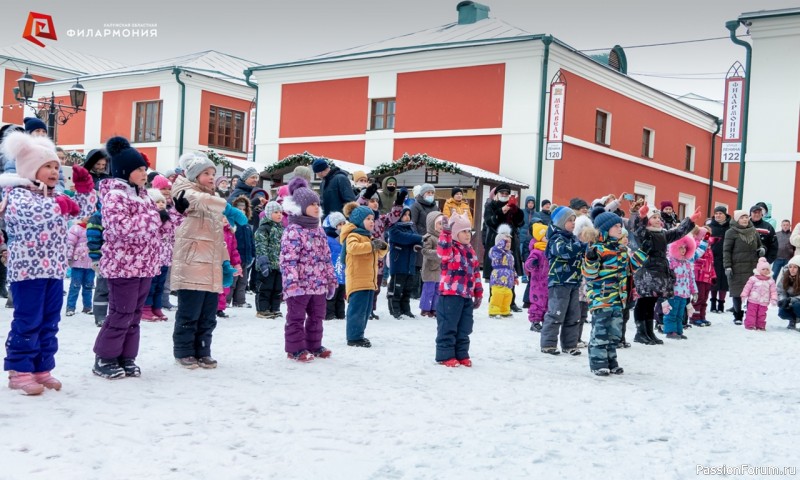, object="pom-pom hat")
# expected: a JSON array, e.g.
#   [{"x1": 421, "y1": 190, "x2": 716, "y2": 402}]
[
  {"x1": 107, "y1": 136, "x2": 148, "y2": 181},
  {"x1": 0, "y1": 131, "x2": 58, "y2": 182}
]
